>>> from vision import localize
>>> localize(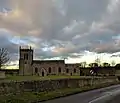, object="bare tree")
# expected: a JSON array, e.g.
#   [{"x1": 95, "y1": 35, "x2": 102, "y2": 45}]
[
  {"x1": 111, "y1": 60, "x2": 116, "y2": 67},
  {"x1": 0, "y1": 48, "x2": 10, "y2": 69},
  {"x1": 80, "y1": 61, "x2": 86, "y2": 68},
  {"x1": 83, "y1": 61, "x2": 87, "y2": 68},
  {"x1": 95, "y1": 57, "x2": 101, "y2": 66}
]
